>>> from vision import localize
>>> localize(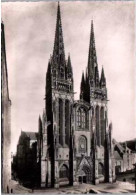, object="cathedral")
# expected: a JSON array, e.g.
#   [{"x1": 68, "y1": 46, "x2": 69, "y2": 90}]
[
  {"x1": 40, "y1": 2, "x2": 115, "y2": 188},
  {"x1": 12, "y1": 2, "x2": 117, "y2": 189}
]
